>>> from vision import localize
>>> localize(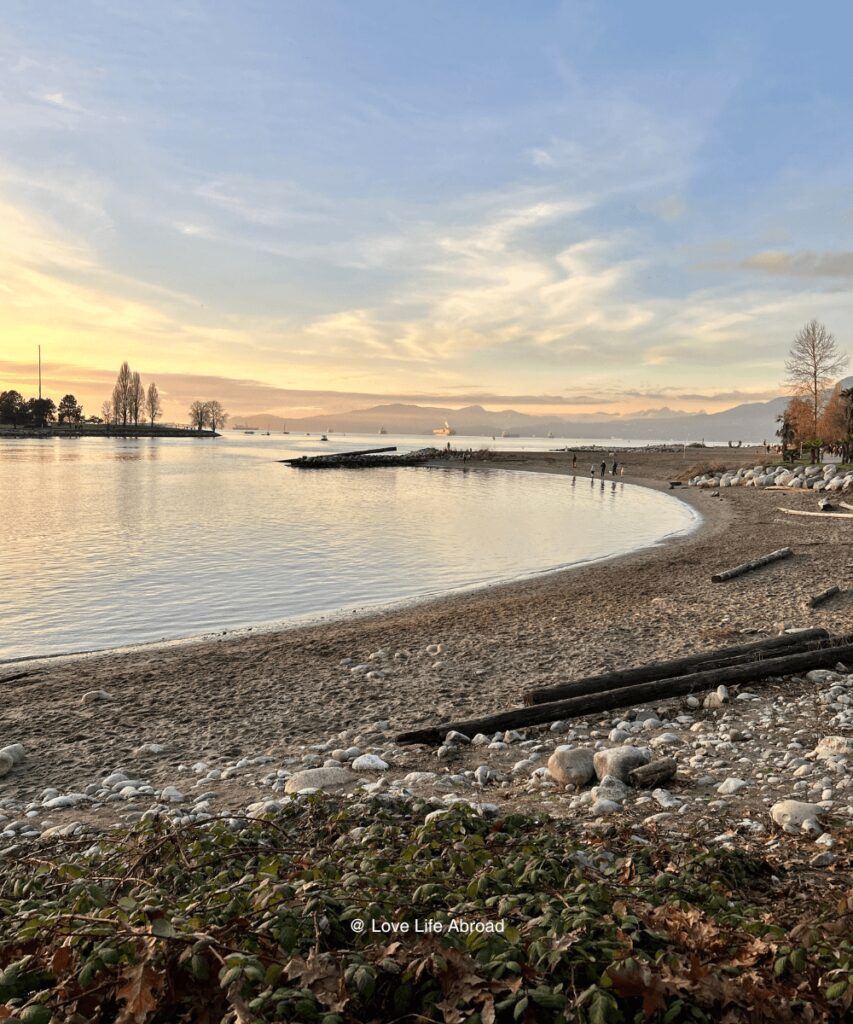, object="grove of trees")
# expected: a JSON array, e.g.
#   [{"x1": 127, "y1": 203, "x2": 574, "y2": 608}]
[
  {"x1": 188, "y1": 399, "x2": 228, "y2": 432},
  {"x1": 778, "y1": 319, "x2": 851, "y2": 461},
  {"x1": 0, "y1": 390, "x2": 61, "y2": 427}
]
